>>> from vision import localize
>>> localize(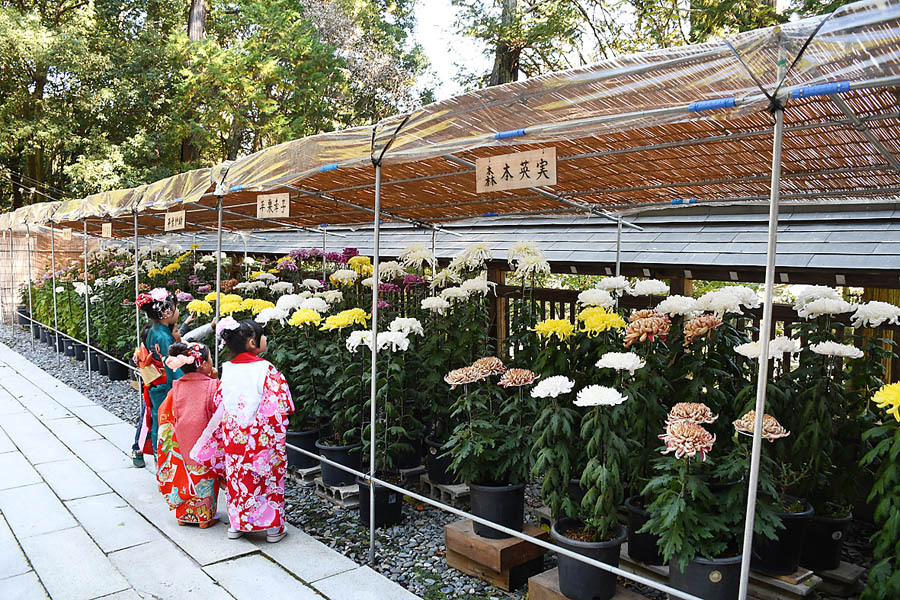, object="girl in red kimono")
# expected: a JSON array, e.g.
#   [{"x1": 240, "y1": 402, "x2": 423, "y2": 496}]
[
  {"x1": 191, "y1": 317, "x2": 294, "y2": 543},
  {"x1": 156, "y1": 342, "x2": 220, "y2": 528}
]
